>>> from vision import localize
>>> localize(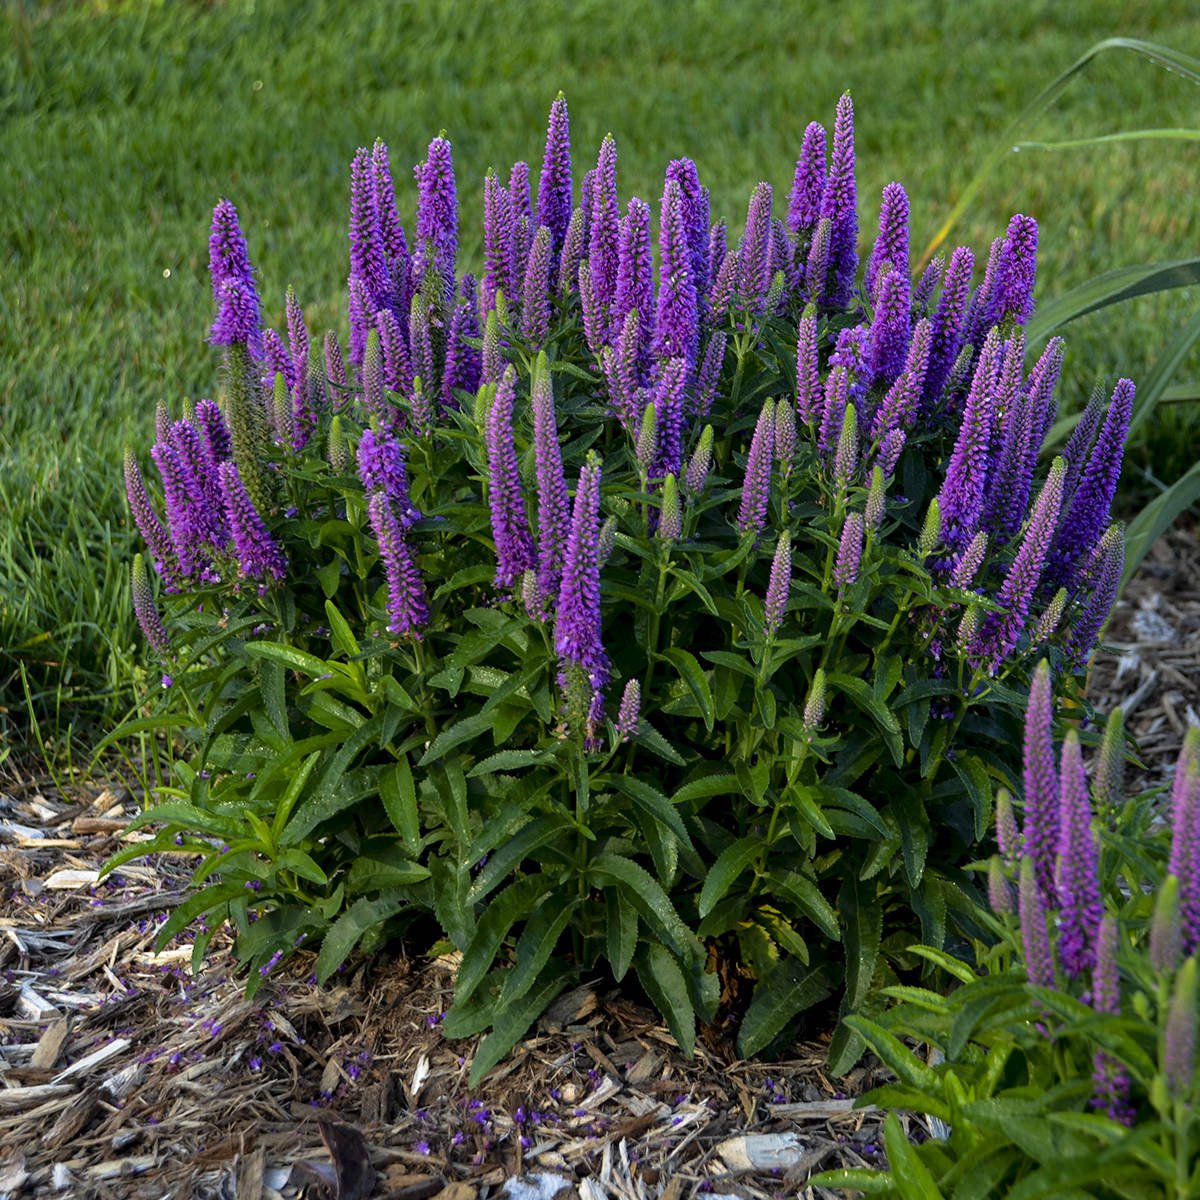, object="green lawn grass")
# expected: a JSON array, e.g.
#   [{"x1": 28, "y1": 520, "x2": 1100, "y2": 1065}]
[{"x1": 2, "y1": 0, "x2": 1198, "y2": 757}]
